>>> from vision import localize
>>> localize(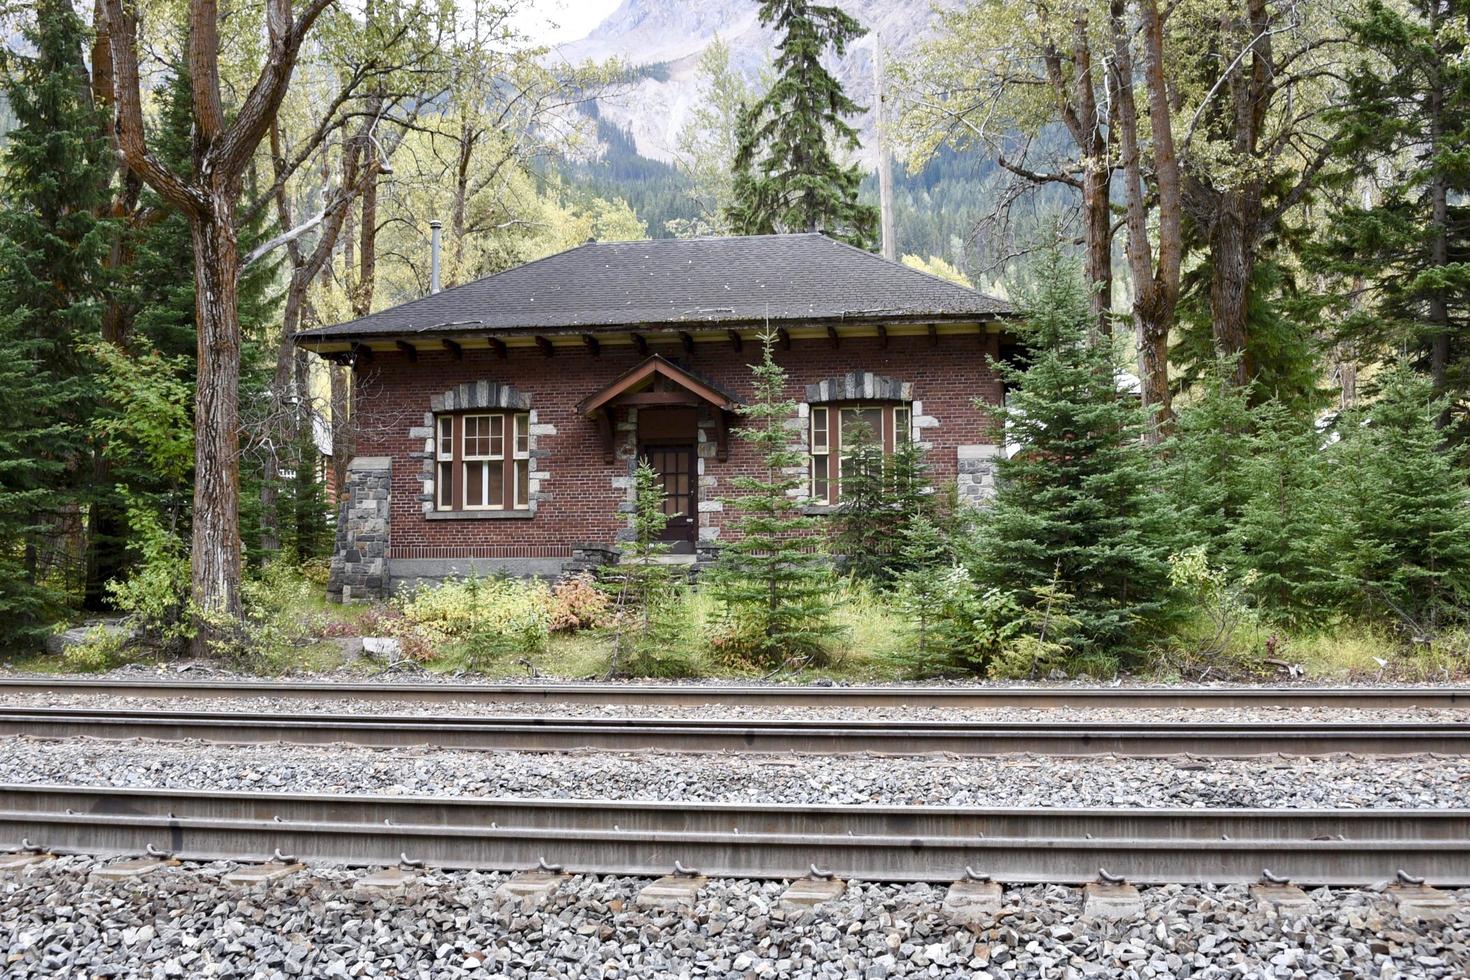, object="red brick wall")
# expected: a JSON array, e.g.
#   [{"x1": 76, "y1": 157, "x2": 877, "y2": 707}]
[{"x1": 352, "y1": 332, "x2": 1004, "y2": 557}]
